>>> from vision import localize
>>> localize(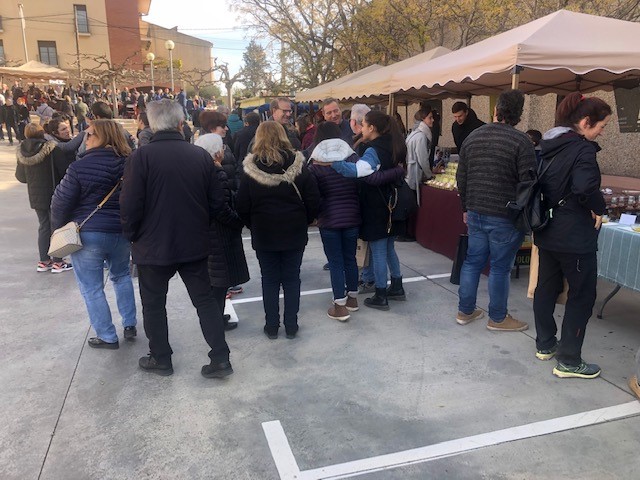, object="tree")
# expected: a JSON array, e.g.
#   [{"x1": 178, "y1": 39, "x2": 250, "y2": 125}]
[
  {"x1": 241, "y1": 40, "x2": 271, "y2": 97},
  {"x1": 179, "y1": 67, "x2": 216, "y2": 95},
  {"x1": 214, "y1": 60, "x2": 244, "y2": 107}
]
